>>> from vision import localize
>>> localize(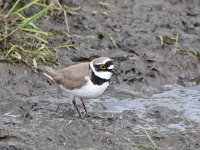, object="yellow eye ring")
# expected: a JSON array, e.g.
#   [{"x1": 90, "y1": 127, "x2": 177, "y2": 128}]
[{"x1": 100, "y1": 65, "x2": 106, "y2": 70}]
